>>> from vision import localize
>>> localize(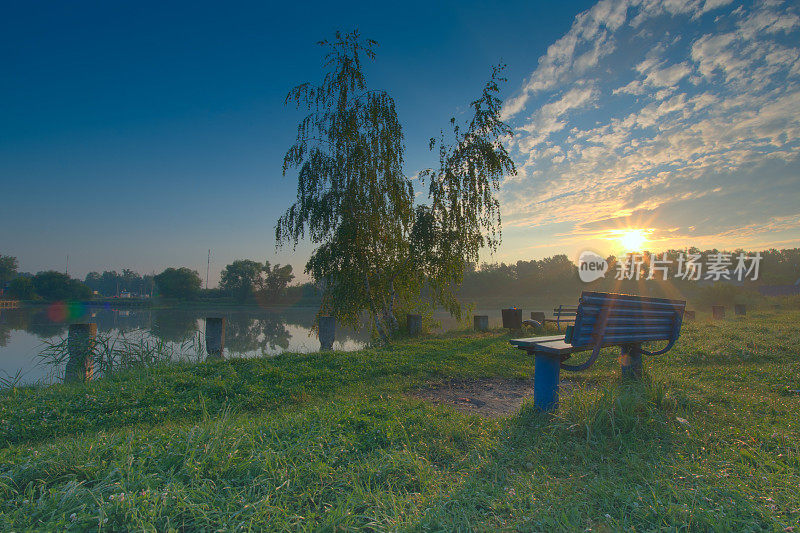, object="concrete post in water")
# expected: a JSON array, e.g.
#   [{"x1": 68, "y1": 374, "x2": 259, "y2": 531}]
[
  {"x1": 473, "y1": 315, "x2": 489, "y2": 331},
  {"x1": 319, "y1": 316, "x2": 335, "y2": 350},
  {"x1": 712, "y1": 305, "x2": 725, "y2": 320},
  {"x1": 619, "y1": 344, "x2": 643, "y2": 379},
  {"x1": 735, "y1": 304, "x2": 747, "y2": 316},
  {"x1": 205, "y1": 317, "x2": 226, "y2": 359},
  {"x1": 65, "y1": 323, "x2": 97, "y2": 383},
  {"x1": 407, "y1": 314, "x2": 422, "y2": 336},
  {"x1": 501, "y1": 308, "x2": 523, "y2": 329},
  {"x1": 683, "y1": 310, "x2": 696, "y2": 321}
]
